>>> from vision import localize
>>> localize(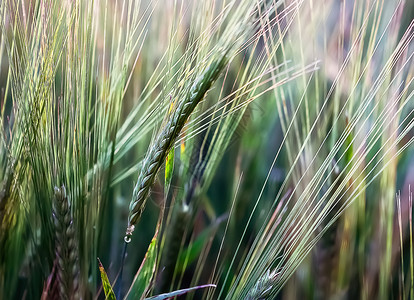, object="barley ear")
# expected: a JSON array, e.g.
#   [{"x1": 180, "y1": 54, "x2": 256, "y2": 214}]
[
  {"x1": 52, "y1": 185, "x2": 80, "y2": 300},
  {"x1": 126, "y1": 52, "x2": 228, "y2": 240},
  {"x1": 245, "y1": 269, "x2": 279, "y2": 300}
]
